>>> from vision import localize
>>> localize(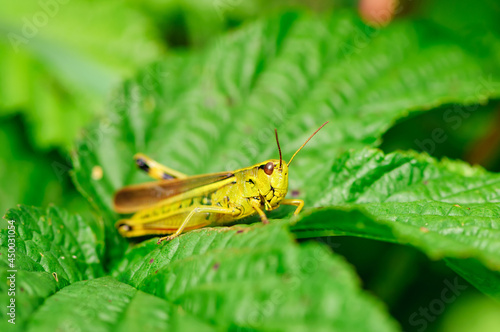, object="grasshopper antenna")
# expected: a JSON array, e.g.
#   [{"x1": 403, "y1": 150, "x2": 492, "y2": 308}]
[
  {"x1": 275, "y1": 129, "x2": 283, "y2": 168},
  {"x1": 288, "y1": 121, "x2": 329, "y2": 167}
]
